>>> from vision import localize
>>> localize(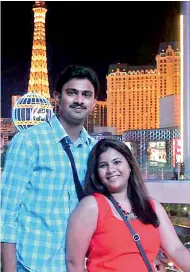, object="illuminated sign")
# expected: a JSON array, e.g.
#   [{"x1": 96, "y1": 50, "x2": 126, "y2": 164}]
[
  {"x1": 147, "y1": 141, "x2": 167, "y2": 166},
  {"x1": 172, "y1": 138, "x2": 181, "y2": 167},
  {"x1": 124, "y1": 141, "x2": 137, "y2": 157},
  {"x1": 12, "y1": 92, "x2": 54, "y2": 131},
  {"x1": 31, "y1": 105, "x2": 47, "y2": 121}
]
